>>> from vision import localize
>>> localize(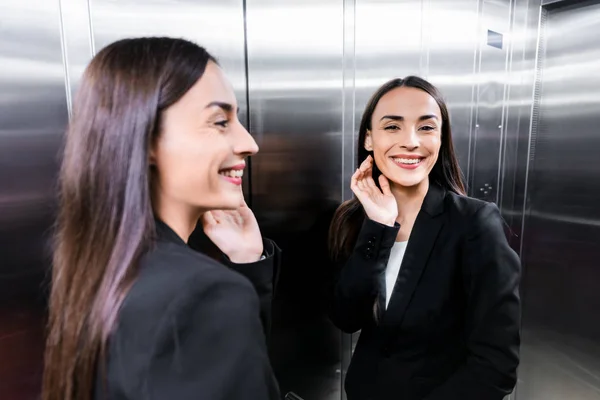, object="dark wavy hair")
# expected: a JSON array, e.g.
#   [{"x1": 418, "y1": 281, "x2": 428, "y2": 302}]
[
  {"x1": 329, "y1": 76, "x2": 466, "y2": 261},
  {"x1": 43, "y1": 37, "x2": 217, "y2": 400}
]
